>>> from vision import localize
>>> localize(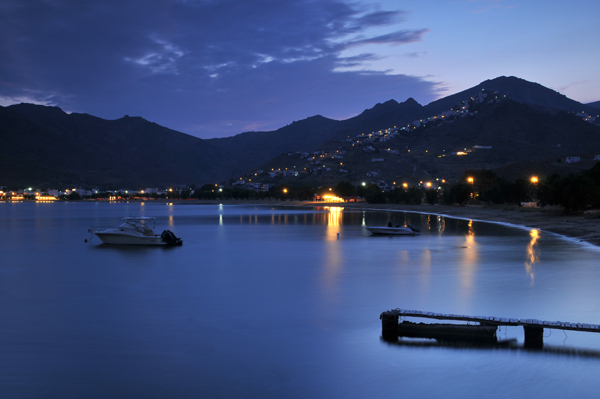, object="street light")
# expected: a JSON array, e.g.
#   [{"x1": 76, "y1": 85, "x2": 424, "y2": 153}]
[
  {"x1": 530, "y1": 176, "x2": 539, "y2": 203},
  {"x1": 467, "y1": 177, "x2": 474, "y2": 199}
]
